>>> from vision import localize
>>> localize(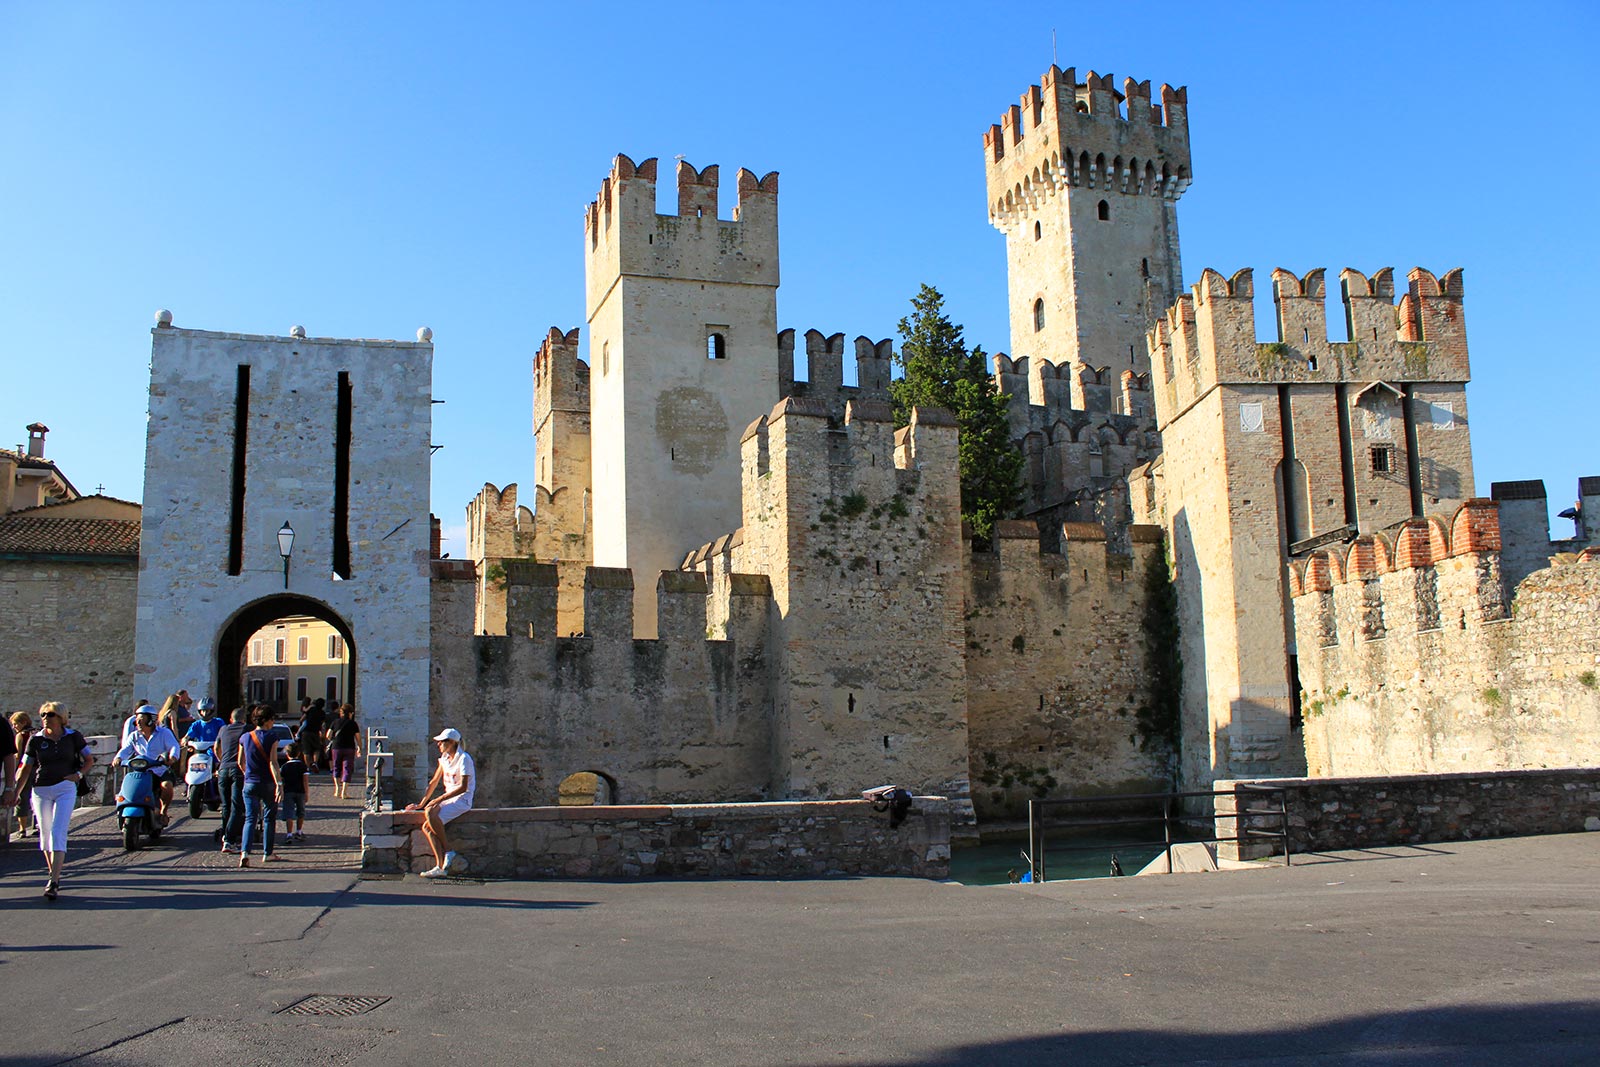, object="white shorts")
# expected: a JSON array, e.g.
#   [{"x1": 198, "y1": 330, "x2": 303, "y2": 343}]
[{"x1": 436, "y1": 797, "x2": 472, "y2": 825}]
